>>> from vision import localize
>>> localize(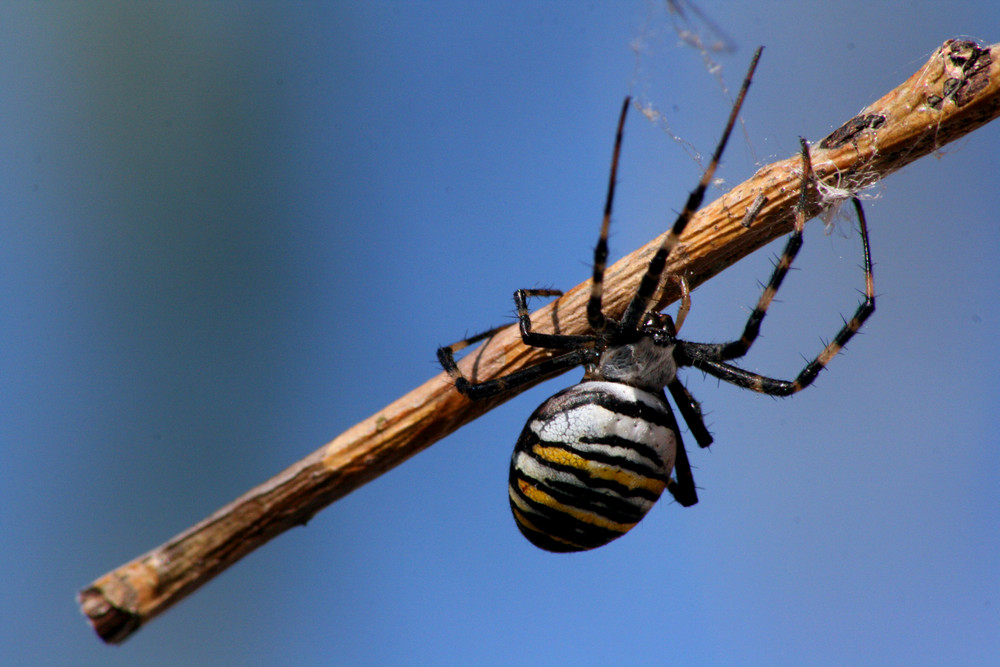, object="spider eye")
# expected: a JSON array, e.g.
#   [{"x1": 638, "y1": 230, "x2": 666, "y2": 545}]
[{"x1": 642, "y1": 312, "x2": 676, "y2": 336}]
